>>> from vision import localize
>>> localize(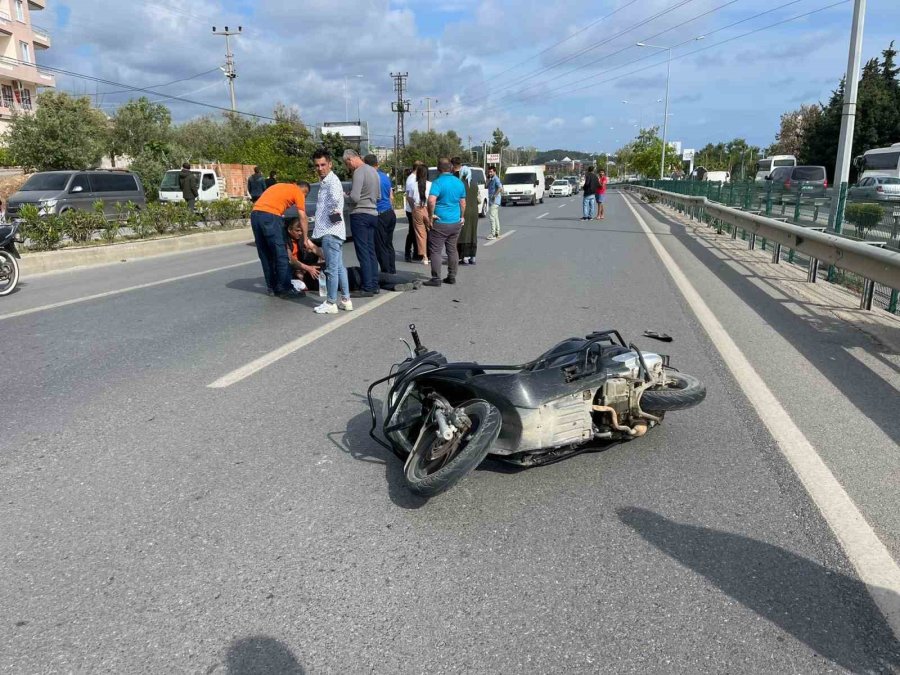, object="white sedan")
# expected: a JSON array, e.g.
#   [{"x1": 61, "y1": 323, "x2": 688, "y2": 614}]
[{"x1": 549, "y1": 180, "x2": 572, "y2": 197}]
